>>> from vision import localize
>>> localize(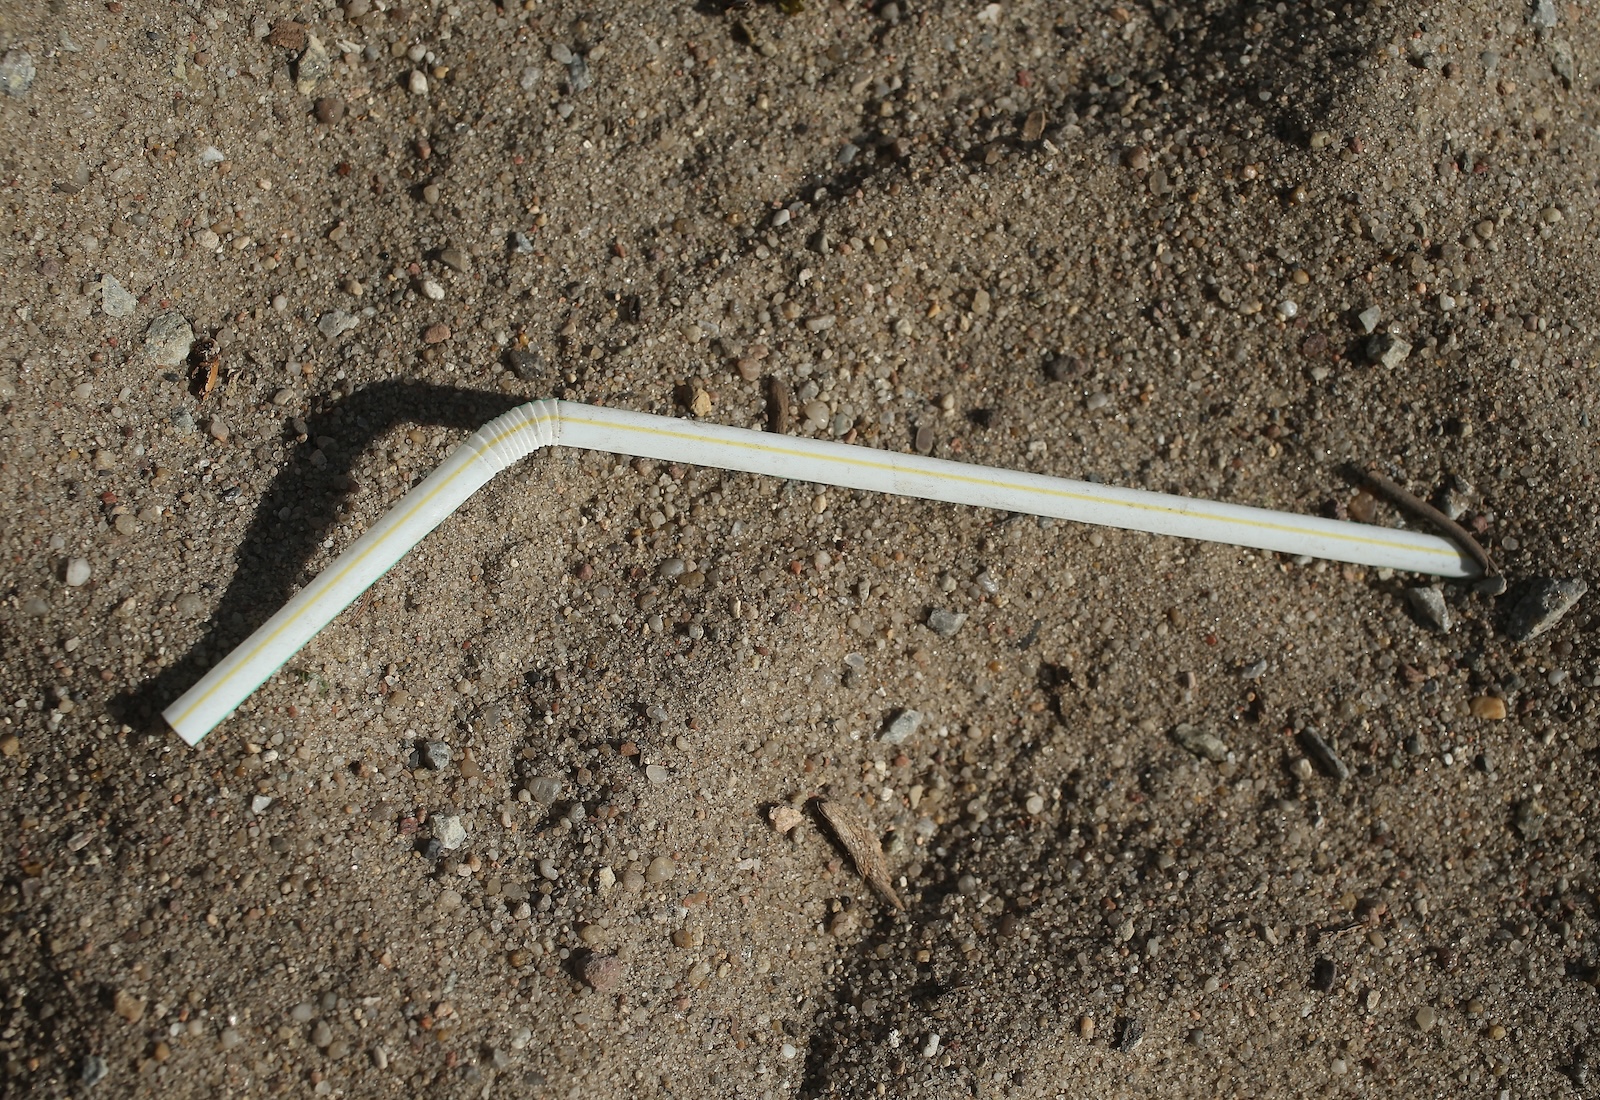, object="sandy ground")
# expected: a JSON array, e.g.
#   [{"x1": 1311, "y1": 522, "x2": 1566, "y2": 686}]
[{"x1": 1, "y1": 0, "x2": 1598, "y2": 1096}]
